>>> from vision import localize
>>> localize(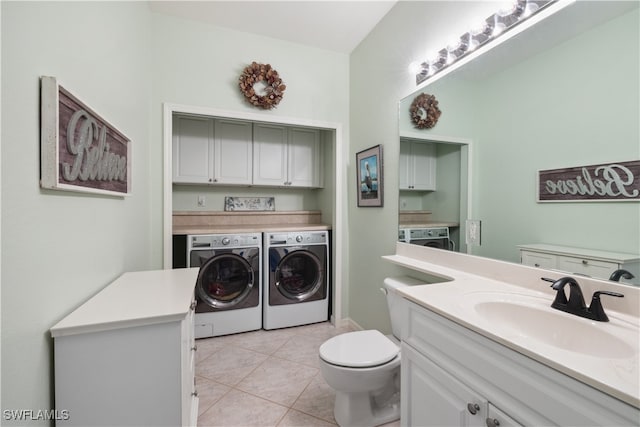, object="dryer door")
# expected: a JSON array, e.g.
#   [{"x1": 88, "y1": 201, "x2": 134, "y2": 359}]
[
  {"x1": 196, "y1": 250, "x2": 259, "y2": 311},
  {"x1": 270, "y1": 247, "x2": 325, "y2": 305}
]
